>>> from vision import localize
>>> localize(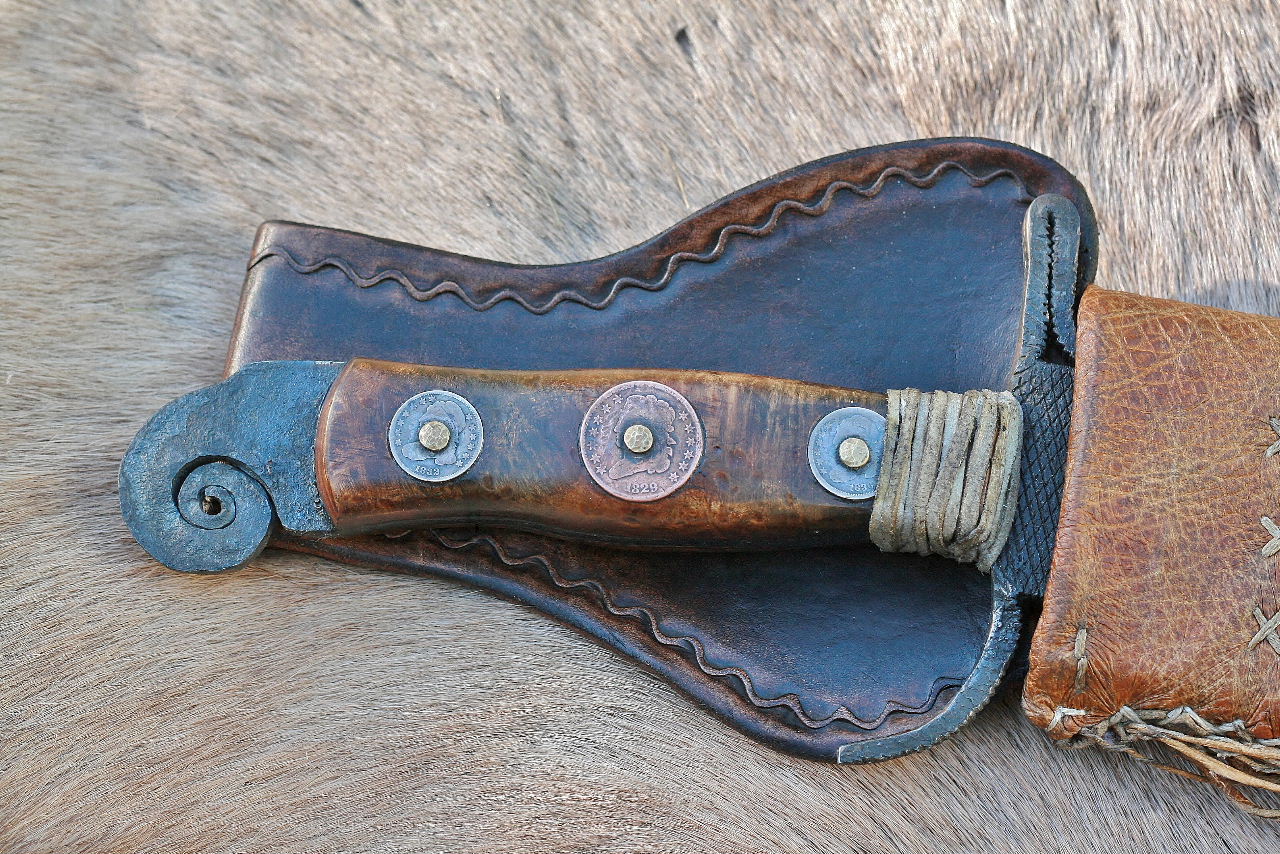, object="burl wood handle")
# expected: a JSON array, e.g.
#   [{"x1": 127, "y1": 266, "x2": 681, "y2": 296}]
[{"x1": 316, "y1": 358, "x2": 886, "y2": 550}]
